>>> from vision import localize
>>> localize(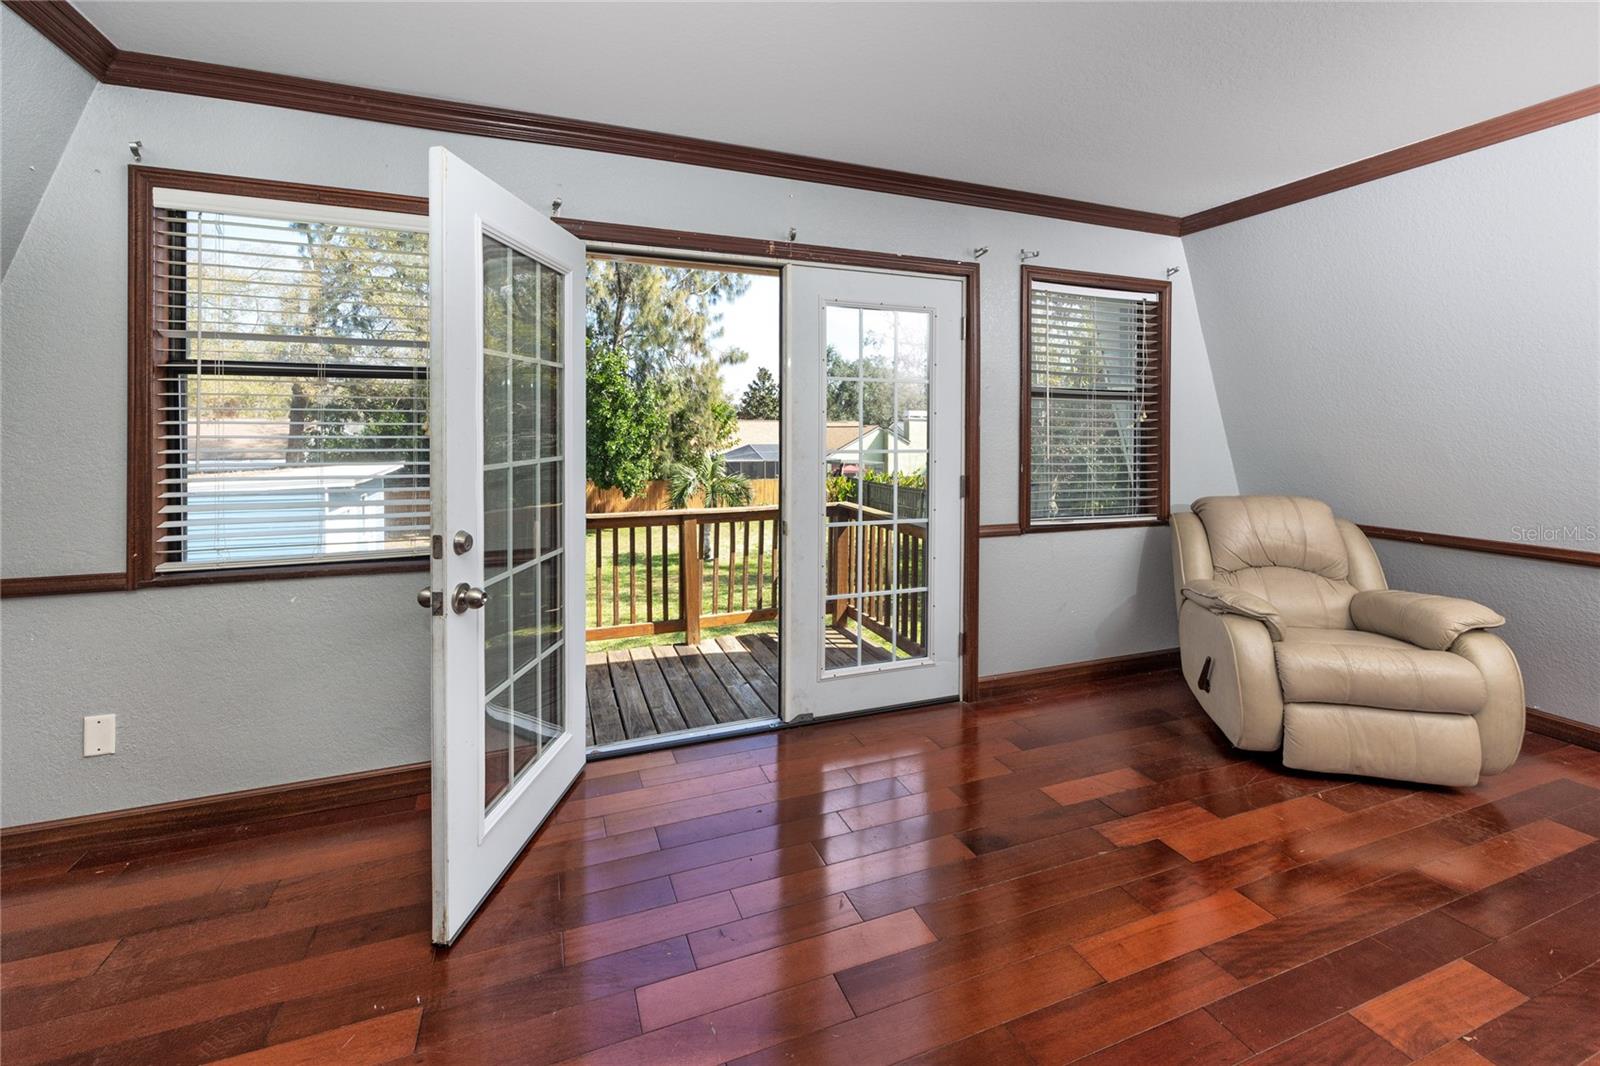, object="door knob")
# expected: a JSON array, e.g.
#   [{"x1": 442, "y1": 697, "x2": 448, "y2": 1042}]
[
  {"x1": 452, "y1": 583, "x2": 489, "y2": 614},
  {"x1": 416, "y1": 586, "x2": 443, "y2": 614}
]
